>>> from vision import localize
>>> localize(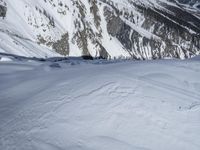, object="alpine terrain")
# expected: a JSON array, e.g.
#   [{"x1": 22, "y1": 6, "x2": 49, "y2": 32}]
[
  {"x1": 0, "y1": 1, "x2": 200, "y2": 150},
  {"x1": 0, "y1": 0, "x2": 200, "y2": 59},
  {"x1": 0, "y1": 54, "x2": 200, "y2": 150}
]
